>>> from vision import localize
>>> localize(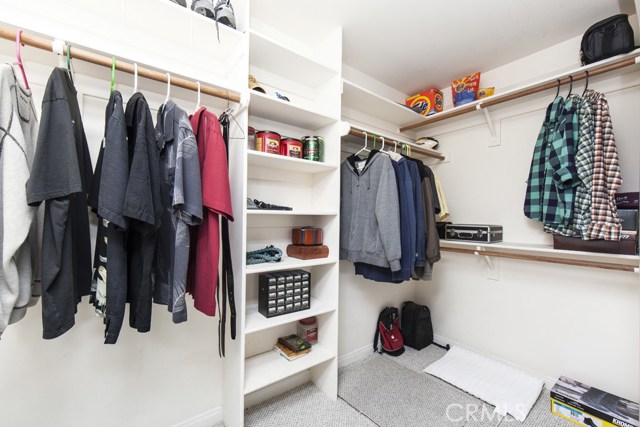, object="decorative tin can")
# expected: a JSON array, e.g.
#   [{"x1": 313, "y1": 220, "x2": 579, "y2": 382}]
[
  {"x1": 256, "y1": 130, "x2": 281, "y2": 155},
  {"x1": 301, "y1": 136, "x2": 324, "y2": 162},
  {"x1": 279, "y1": 137, "x2": 303, "y2": 158}
]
